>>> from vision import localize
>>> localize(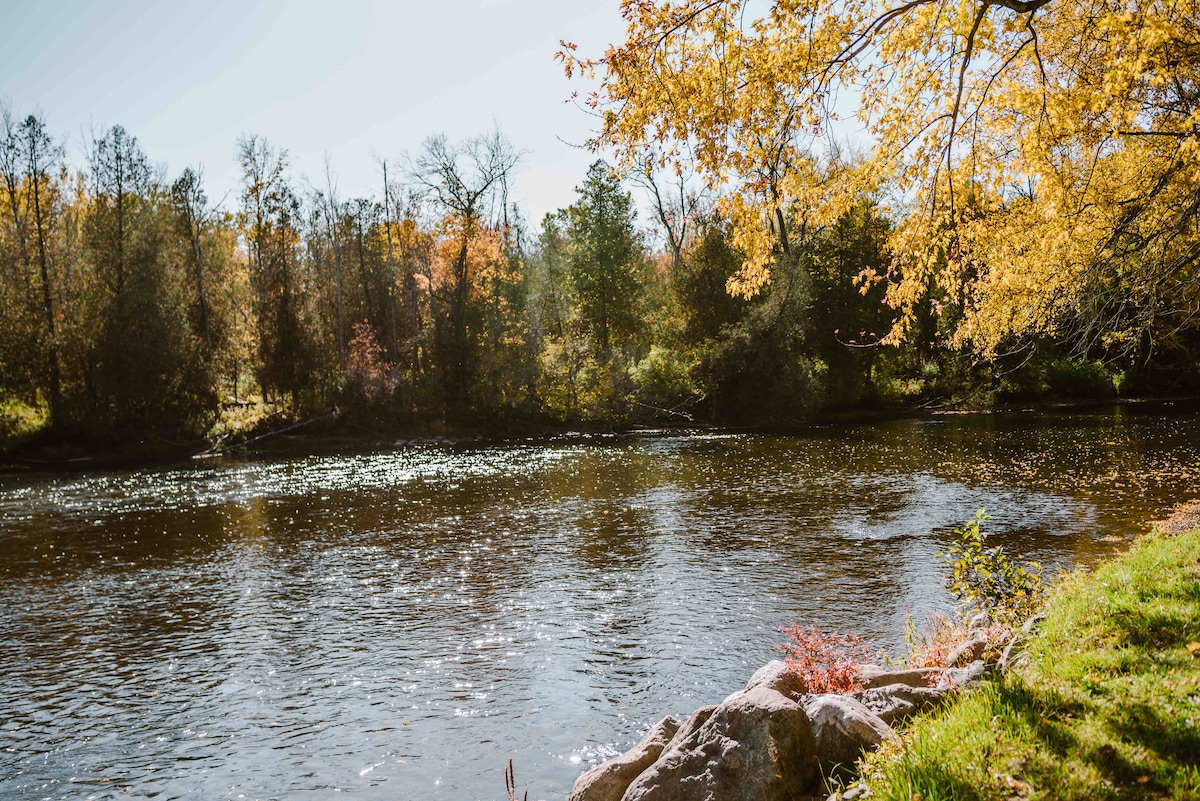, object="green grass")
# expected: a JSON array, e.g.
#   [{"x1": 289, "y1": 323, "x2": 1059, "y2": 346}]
[{"x1": 861, "y1": 527, "x2": 1200, "y2": 800}]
